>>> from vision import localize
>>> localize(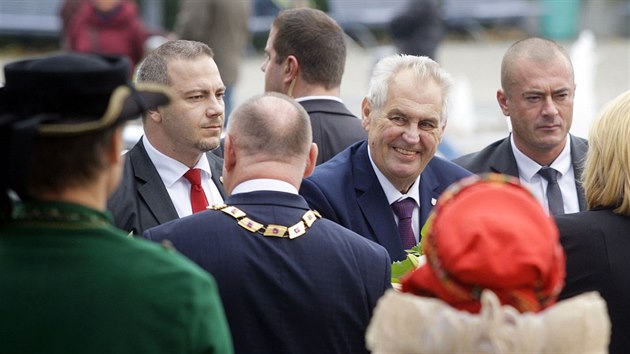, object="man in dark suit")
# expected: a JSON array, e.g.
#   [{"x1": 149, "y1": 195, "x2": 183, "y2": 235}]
[
  {"x1": 300, "y1": 54, "x2": 471, "y2": 262},
  {"x1": 260, "y1": 7, "x2": 367, "y2": 165},
  {"x1": 144, "y1": 92, "x2": 391, "y2": 354},
  {"x1": 453, "y1": 37, "x2": 587, "y2": 213},
  {"x1": 108, "y1": 40, "x2": 226, "y2": 235}
]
